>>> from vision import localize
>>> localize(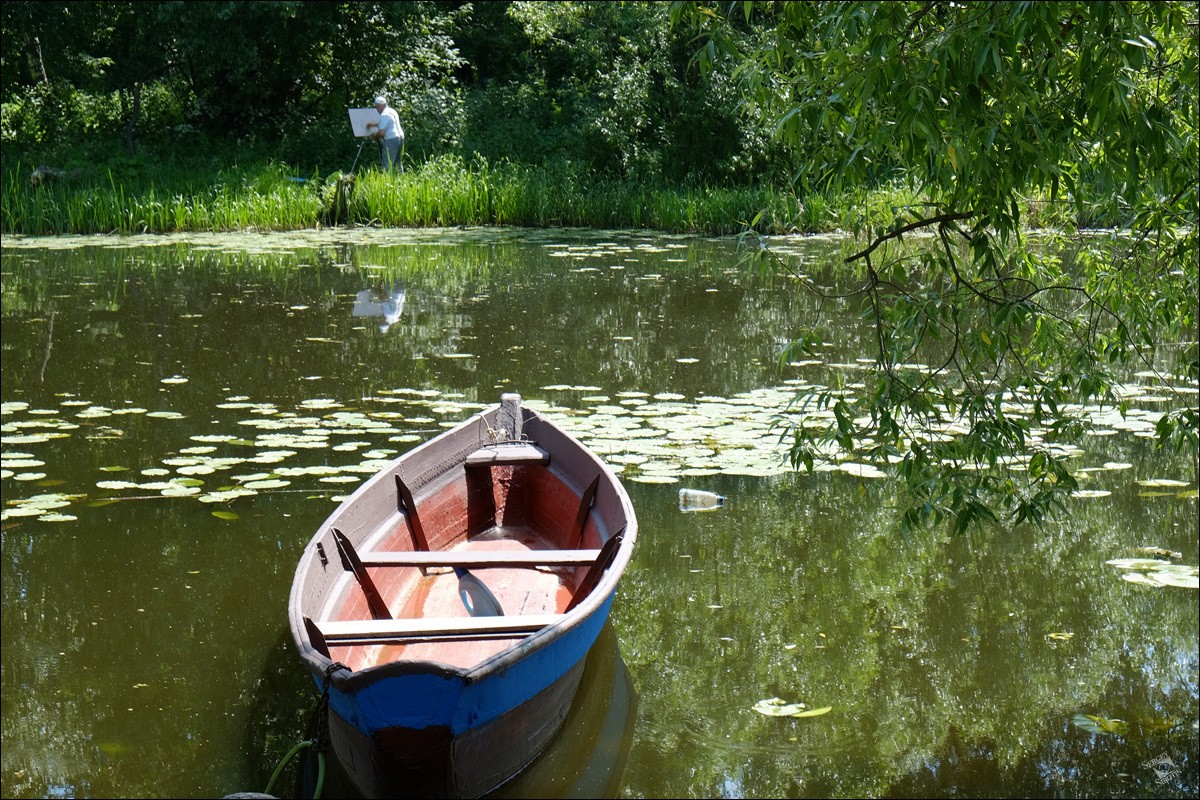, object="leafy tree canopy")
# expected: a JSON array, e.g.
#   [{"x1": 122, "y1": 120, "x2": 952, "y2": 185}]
[
  {"x1": 1, "y1": 1, "x2": 791, "y2": 181},
  {"x1": 1, "y1": 1, "x2": 457, "y2": 159},
  {"x1": 673, "y1": 0, "x2": 1199, "y2": 533}
]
